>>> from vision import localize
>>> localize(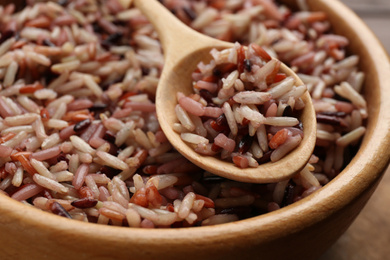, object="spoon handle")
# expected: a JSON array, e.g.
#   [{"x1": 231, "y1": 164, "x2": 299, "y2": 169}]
[{"x1": 133, "y1": 0, "x2": 229, "y2": 69}]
